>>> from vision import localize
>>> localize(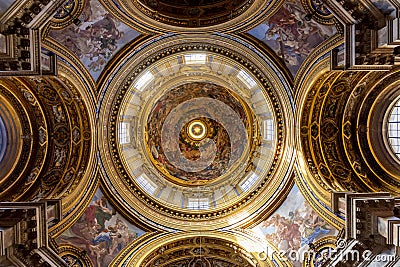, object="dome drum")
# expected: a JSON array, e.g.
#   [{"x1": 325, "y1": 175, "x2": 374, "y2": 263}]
[{"x1": 98, "y1": 35, "x2": 294, "y2": 230}]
